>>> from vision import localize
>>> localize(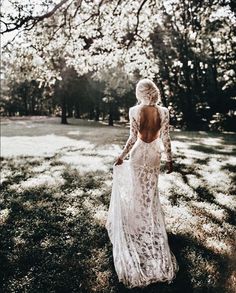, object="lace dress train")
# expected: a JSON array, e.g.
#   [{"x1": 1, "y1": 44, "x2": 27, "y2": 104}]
[{"x1": 106, "y1": 104, "x2": 179, "y2": 288}]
